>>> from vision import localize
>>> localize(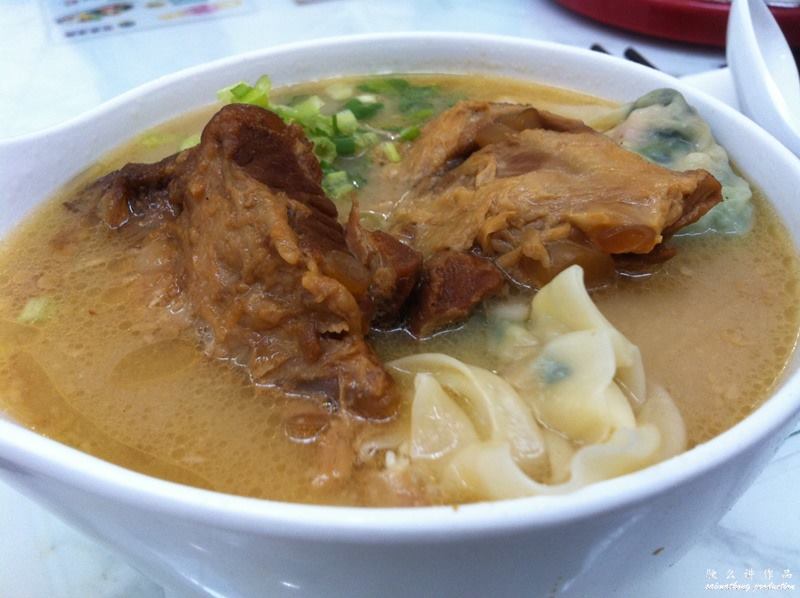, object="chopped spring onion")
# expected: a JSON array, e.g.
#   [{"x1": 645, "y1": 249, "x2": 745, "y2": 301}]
[
  {"x1": 354, "y1": 131, "x2": 380, "y2": 152},
  {"x1": 333, "y1": 109, "x2": 358, "y2": 135},
  {"x1": 398, "y1": 125, "x2": 421, "y2": 141},
  {"x1": 407, "y1": 107, "x2": 434, "y2": 123},
  {"x1": 272, "y1": 103, "x2": 298, "y2": 121},
  {"x1": 289, "y1": 96, "x2": 334, "y2": 136},
  {"x1": 356, "y1": 77, "x2": 438, "y2": 119},
  {"x1": 18, "y1": 297, "x2": 50, "y2": 324},
  {"x1": 217, "y1": 75, "x2": 272, "y2": 109},
  {"x1": 237, "y1": 88, "x2": 269, "y2": 108},
  {"x1": 344, "y1": 98, "x2": 384, "y2": 120},
  {"x1": 322, "y1": 171, "x2": 355, "y2": 200},
  {"x1": 332, "y1": 136, "x2": 357, "y2": 156},
  {"x1": 397, "y1": 84, "x2": 438, "y2": 113},
  {"x1": 294, "y1": 95, "x2": 325, "y2": 117},
  {"x1": 139, "y1": 132, "x2": 176, "y2": 149},
  {"x1": 381, "y1": 141, "x2": 401, "y2": 163},
  {"x1": 310, "y1": 136, "x2": 337, "y2": 163},
  {"x1": 227, "y1": 82, "x2": 252, "y2": 99},
  {"x1": 325, "y1": 82, "x2": 354, "y2": 100},
  {"x1": 178, "y1": 133, "x2": 201, "y2": 151},
  {"x1": 253, "y1": 74, "x2": 272, "y2": 95}
]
